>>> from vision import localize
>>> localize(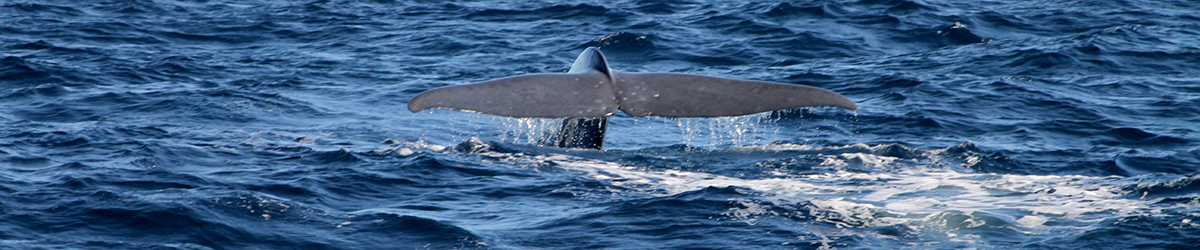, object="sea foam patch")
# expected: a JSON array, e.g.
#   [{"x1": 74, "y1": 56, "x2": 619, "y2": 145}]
[
  {"x1": 388, "y1": 139, "x2": 1187, "y2": 246},
  {"x1": 510, "y1": 149, "x2": 1166, "y2": 241}
]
